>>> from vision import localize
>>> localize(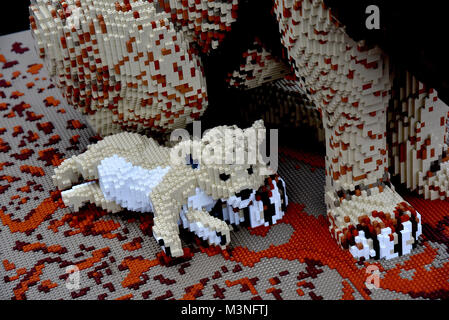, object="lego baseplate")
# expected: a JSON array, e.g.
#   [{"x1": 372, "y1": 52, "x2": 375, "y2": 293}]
[{"x1": 1, "y1": 31, "x2": 448, "y2": 300}]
